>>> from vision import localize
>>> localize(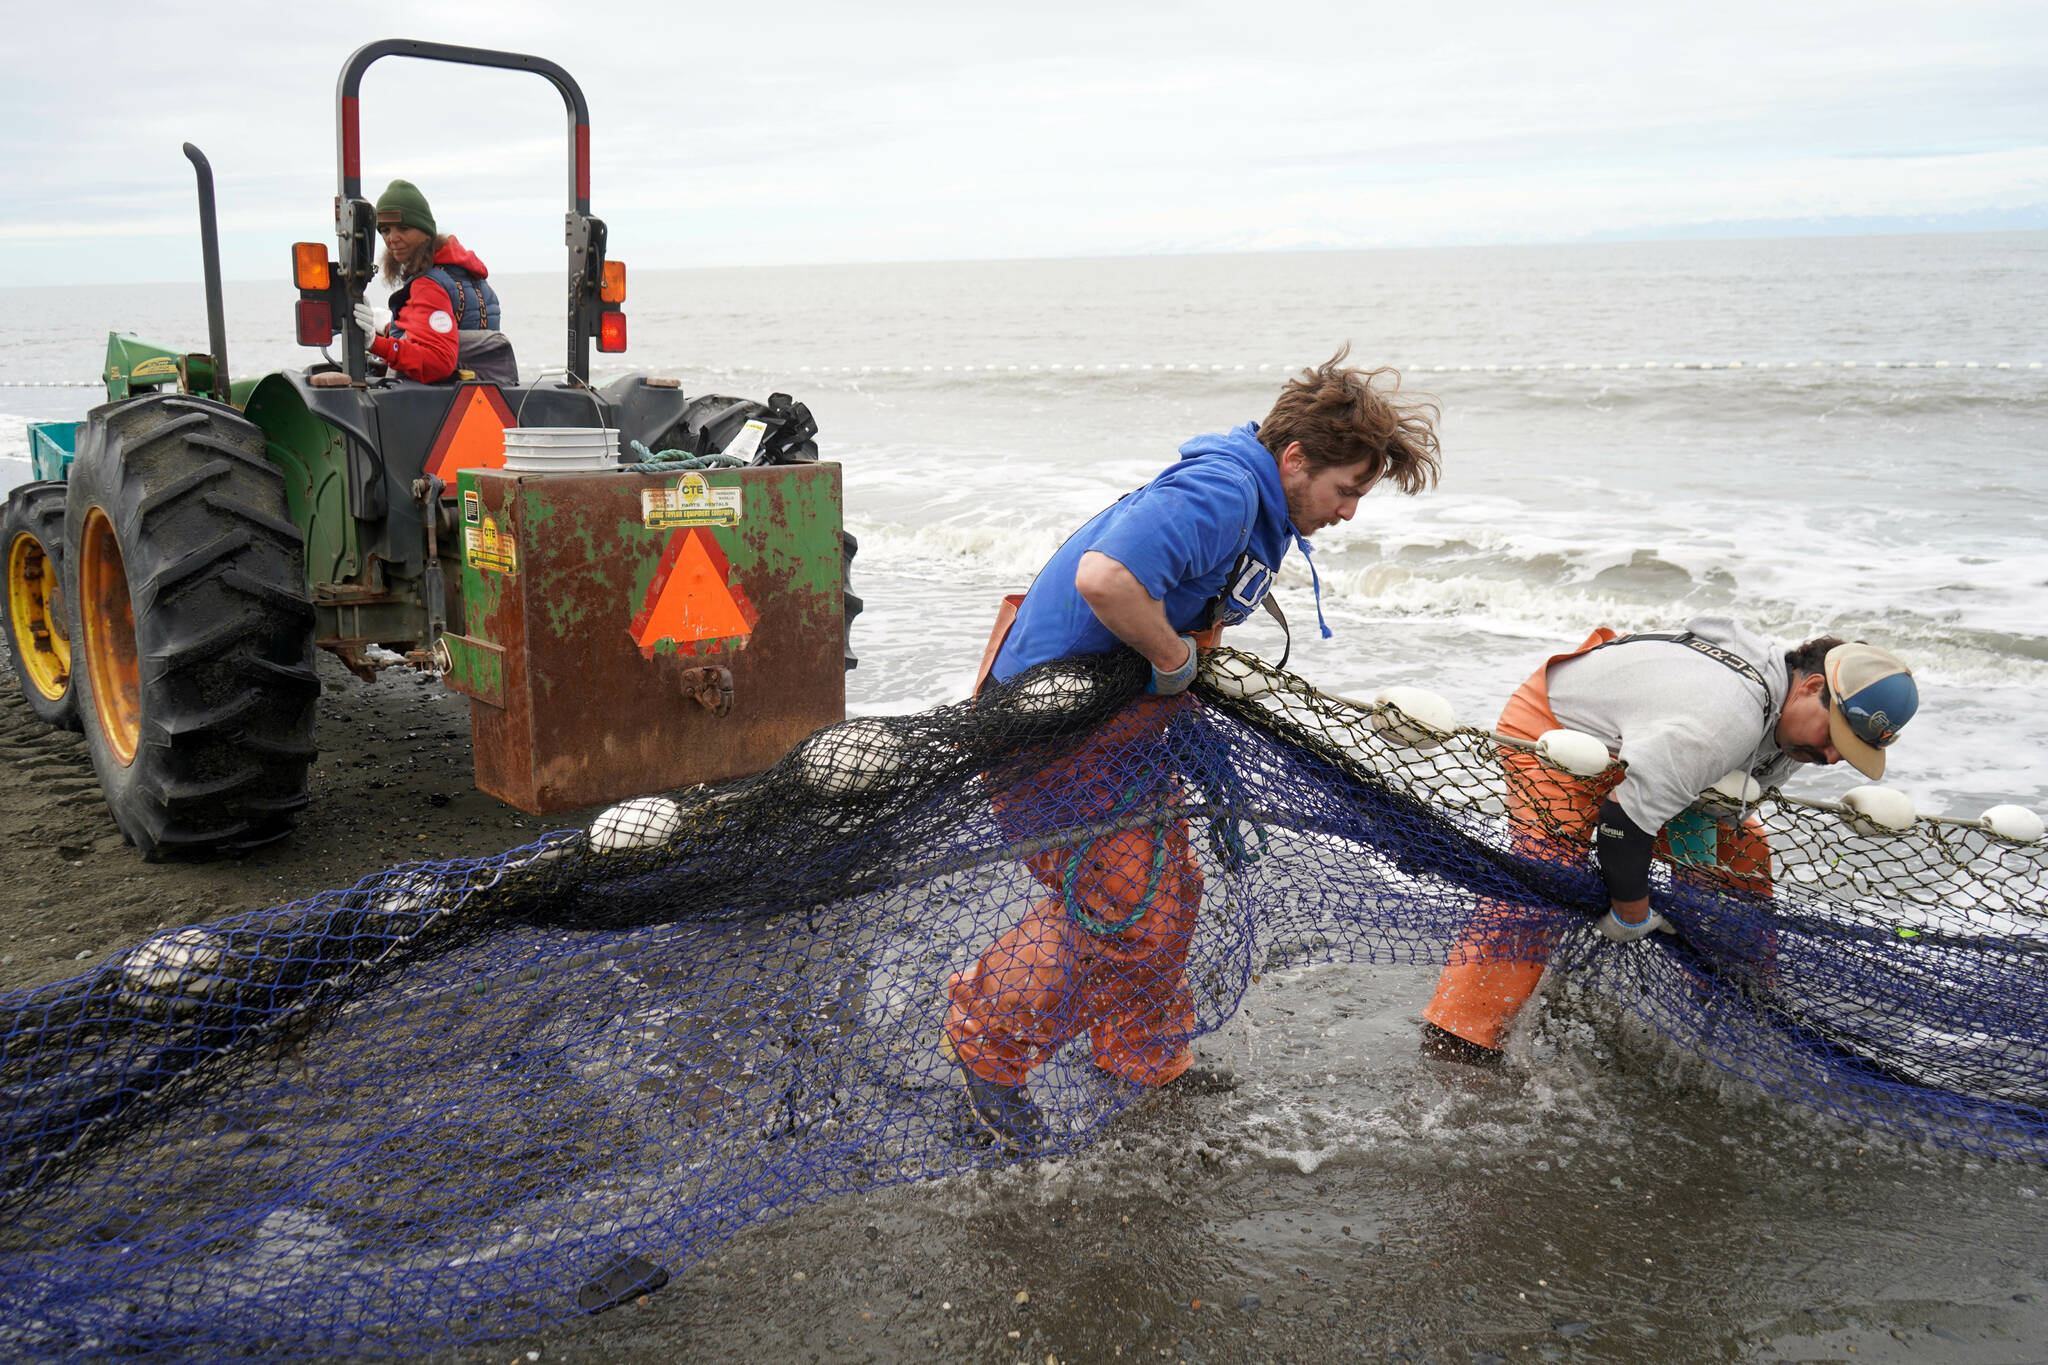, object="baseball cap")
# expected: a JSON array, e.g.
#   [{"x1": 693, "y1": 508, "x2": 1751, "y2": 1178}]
[{"x1": 1823, "y1": 643, "x2": 1917, "y2": 780}]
